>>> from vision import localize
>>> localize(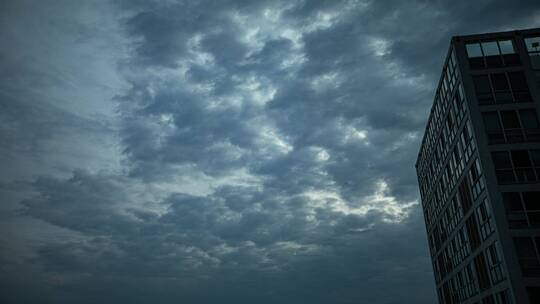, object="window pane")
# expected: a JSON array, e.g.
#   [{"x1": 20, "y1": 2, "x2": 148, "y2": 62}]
[
  {"x1": 474, "y1": 254, "x2": 491, "y2": 290},
  {"x1": 522, "y1": 192, "x2": 540, "y2": 210},
  {"x1": 514, "y1": 237, "x2": 537, "y2": 258},
  {"x1": 528, "y1": 286, "x2": 540, "y2": 303},
  {"x1": 530, "y1": 150, "x2": 540, "y2": 166},
  {"x1": 527, "y1": 36, "x2": 540, "y2": 68},
  {"x1": 499, "y1": 40, "x2": 515, "y2": 54},
  {"x1": 501, "y1": 111, "x2": 520, "y2": 129},
  {"x1": 482, "y1": 41, "x2": 500, "y2": 56},
  {"x1": 492, "y1": 151, "x2": 512, "y2": 169},
  {"x1": 491, "y1": 73, "x2": 510, "y2": 91},
  {"x1": 503, "y1": 192, "x2": 523, "y2": 211},
  {"x1": 466, "y1": 43, "x2": 483, "y2": 58},
  {"x1": 473, "y1": 75, "x2": 492, "y2": 93},
  {"x1": 458, "y1": 84, "x2": 465, "y2": 101},
  {"x1": 525, "y1": 37, "x2": 540, "y2": 52},
  {"x1": 520, "y1": 109, "x2": 539, "y2": 129},
  {"x1": 508, "y1": 72, "x2": 529, "y2": 91},
  {"x1": 482, "y1": 112, "x2": 501, "y2": 130},
  {"x1": 530, "y1": 54, "x2": 540, "y2": 70},
  {"x1": 466, "y1": 216, "x2": 481, "y2": 249},
  {"x1": 512, "y1": 150, "x2": 532, "y2": 167}
]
